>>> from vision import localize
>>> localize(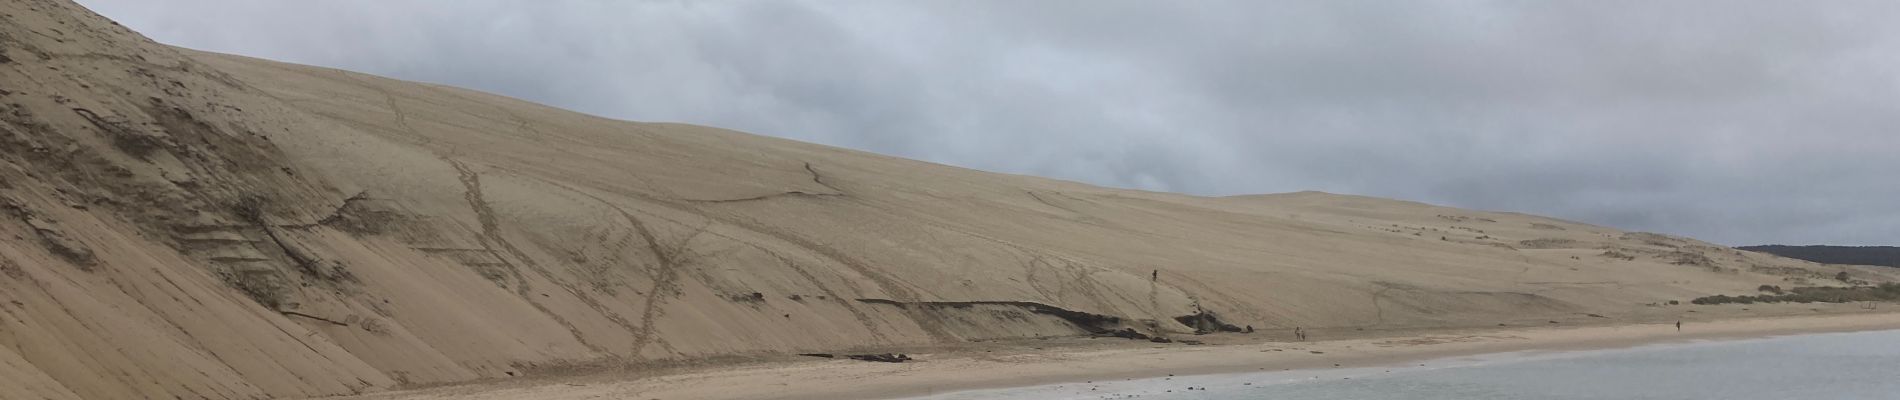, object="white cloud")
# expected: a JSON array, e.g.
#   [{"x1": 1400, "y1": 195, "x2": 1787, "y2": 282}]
[{"x1": 75, "y1": 0, "x2": 1900, "y2": 245}]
